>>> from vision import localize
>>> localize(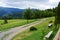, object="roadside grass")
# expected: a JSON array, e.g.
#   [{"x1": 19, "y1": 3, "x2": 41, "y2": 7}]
[
  {"x1": 0, "y1": 19, "x2": 37, "y2": 31},
  {"x1": 12, "y1": 17, "x2": 58, "y2": 40}
]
